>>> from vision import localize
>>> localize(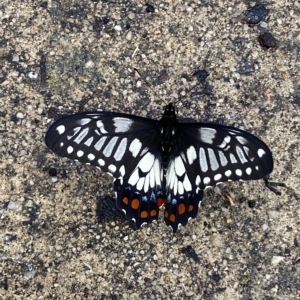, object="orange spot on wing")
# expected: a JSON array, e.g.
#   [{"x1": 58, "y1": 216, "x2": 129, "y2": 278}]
[
  {"x1": 157, "y1": 197, "x2": 166, "y2": 208},
  {"x1": 150, "y1": 209, "x2": 157, "y2": 217},
  {"x1": 178, "y1": 203, "x2": 186, "y2": 215},
  {"x1": 123, "y1": 197, "x2": 129, "y2": 205},
  {"x1": 131, "y1": 198, "x2": 140, "y2": 210},
  {"x1": 140, "y1": 211, "x2": 148, "y2": 218},
  {"x1": 188, "y1": 205, "x2": 194, "y2": 212},
  {"x1": 164, "y1": 211, "x2": 169, "y2": 218},
  {"x1": 169, "y1": 214, "x2": 175, "y2": 223}
]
